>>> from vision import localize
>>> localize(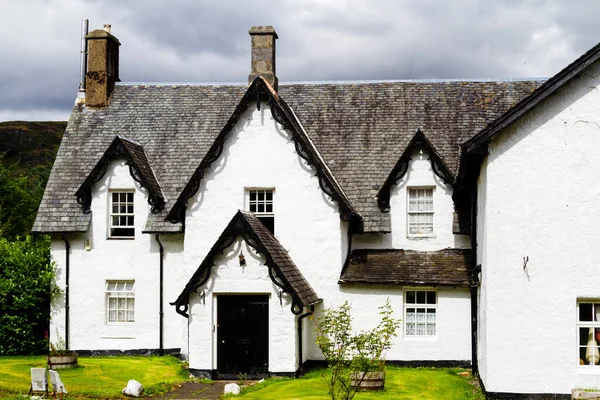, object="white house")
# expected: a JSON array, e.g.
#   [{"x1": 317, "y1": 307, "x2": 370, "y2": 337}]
[{"x1": 33, "y1": 24, "x2": 600, "y2": 398}]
